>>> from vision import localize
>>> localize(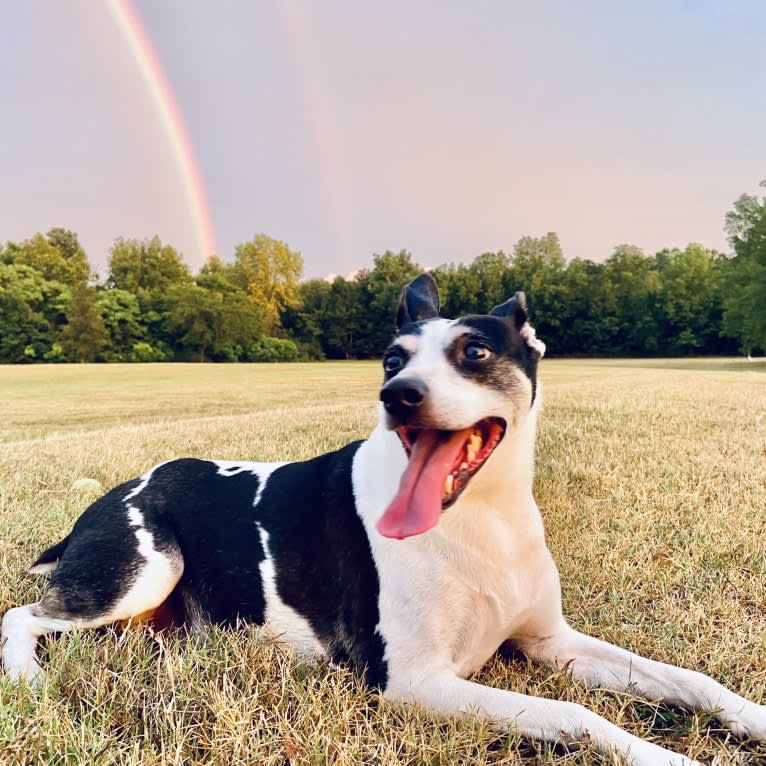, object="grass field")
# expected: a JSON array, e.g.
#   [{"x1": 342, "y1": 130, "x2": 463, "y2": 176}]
[{"x1": 1, "y1": 358, "x2": 765, "y2": 765}]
